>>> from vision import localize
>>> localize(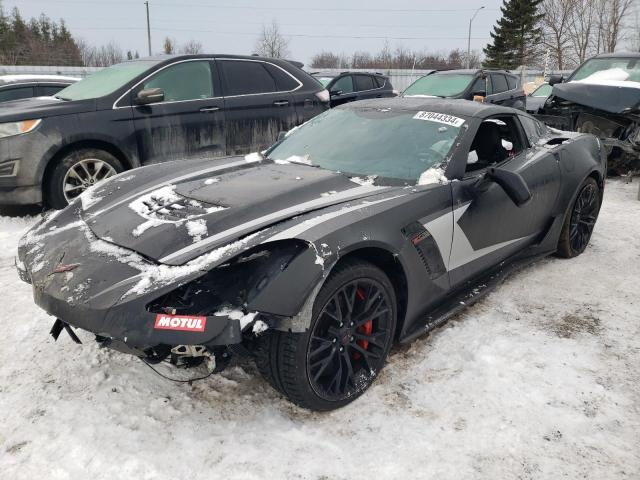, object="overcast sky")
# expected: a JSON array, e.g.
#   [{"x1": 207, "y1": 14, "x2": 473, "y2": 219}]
[{"x1": 5, "y1": 0, "x2": 506, "y2": 64}]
